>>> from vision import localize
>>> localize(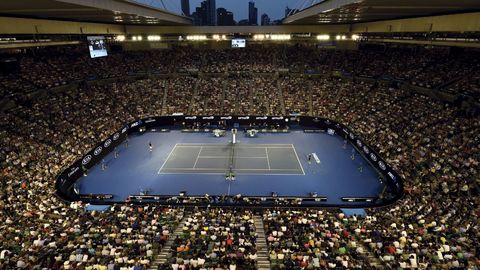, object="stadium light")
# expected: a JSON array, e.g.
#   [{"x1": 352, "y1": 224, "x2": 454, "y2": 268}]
[
  {"x1": 270, "y1": 34, "x2": 291, "y2": 40},
  {"x1": 351, "y1": 34, "x2": 360, "y2": 41},
  {"x1": 132, "y1": 35, "x2": 143, "y2": 41},
  {"x1": 212, "y1": 34, "x2": 227, "y2": 41},
  {"x1": 253, "y1": 34, "x2": 266, "y2": 40},
  {"x1": 115, "y1": 35, "x2": 126, "y2": 42},
  {"x1": 316, "y1": 34, "x2": 330, "y2": 41},
  {"x1": 147, "y1": 35, "x2": 161, "y2": 41},
  {"x1": 336, "y1": 35, "x2": 347, "y2": 40},
  {"x1": 186, "y1": 35, "x2": 207, "y2": 41}
]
